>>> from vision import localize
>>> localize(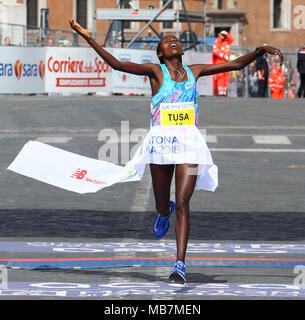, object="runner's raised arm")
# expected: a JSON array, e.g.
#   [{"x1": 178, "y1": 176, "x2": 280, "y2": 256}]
[
  {"x1": 69, "y1": 18, "x2": 158, "y2": 77},
  {"x1": 190, "y1": 45, "x2": 283, "y2": 80}
]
